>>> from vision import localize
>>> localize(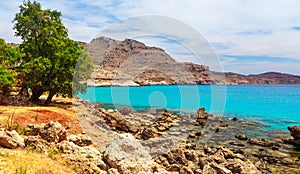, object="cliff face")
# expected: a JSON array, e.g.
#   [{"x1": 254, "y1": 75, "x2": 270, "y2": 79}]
[{"x1": 86, "y1": 37, "x2": 300, "y2": 86}]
